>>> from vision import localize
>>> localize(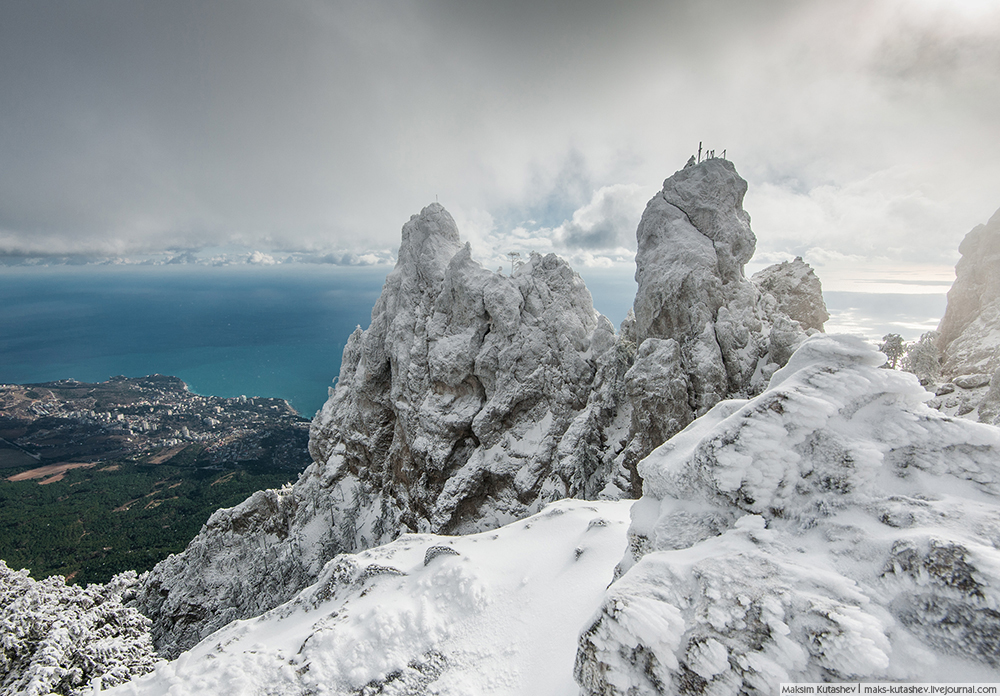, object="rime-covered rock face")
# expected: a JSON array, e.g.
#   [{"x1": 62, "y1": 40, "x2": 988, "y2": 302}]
[
  {"x1": 751, "y1": 256, "x2": 829, "y2": 332},
  {"x1": 575, "y1": 335, "x2": 1000, "y2": 694},
  {"x1": 137, "y1": 203, "x2": 630, "y2": 656},
  {"x1": 938, "y1": 207, "x2": 1000, "y2": 375},
  {"x1": 137, "y1": 164, "x2": 819, "y2": 658},
  {"x1": 930, "y1": 207, "x2": 1000, "y2": 422},
  {"x1": 312, "y1": 204, "x2": 624, "y2": 534},
  {"x1": 915, "y1": 207, "x2": 1000, "y2": 424},
  {"x1": 624, "y1": 158, "x2": 806, "y2": 470}
]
